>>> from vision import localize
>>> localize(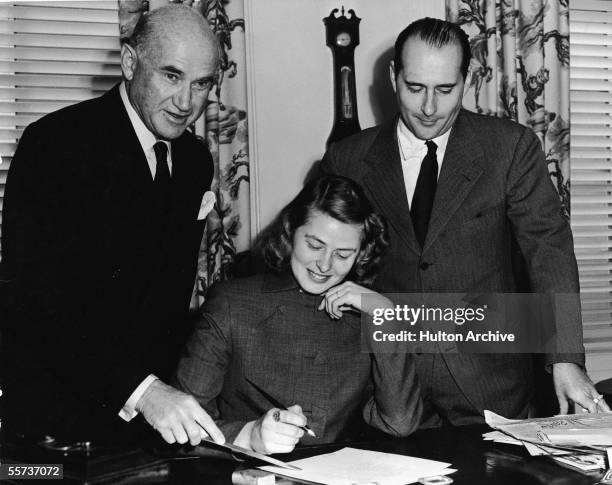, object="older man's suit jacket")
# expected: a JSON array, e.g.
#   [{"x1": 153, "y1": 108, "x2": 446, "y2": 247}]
[
  {"x1": 0, "y1": 85, "x2": 213, "y2": 442},
  {"x1": 321, "y1": 109, "x2": 583, "y2": 419}
]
